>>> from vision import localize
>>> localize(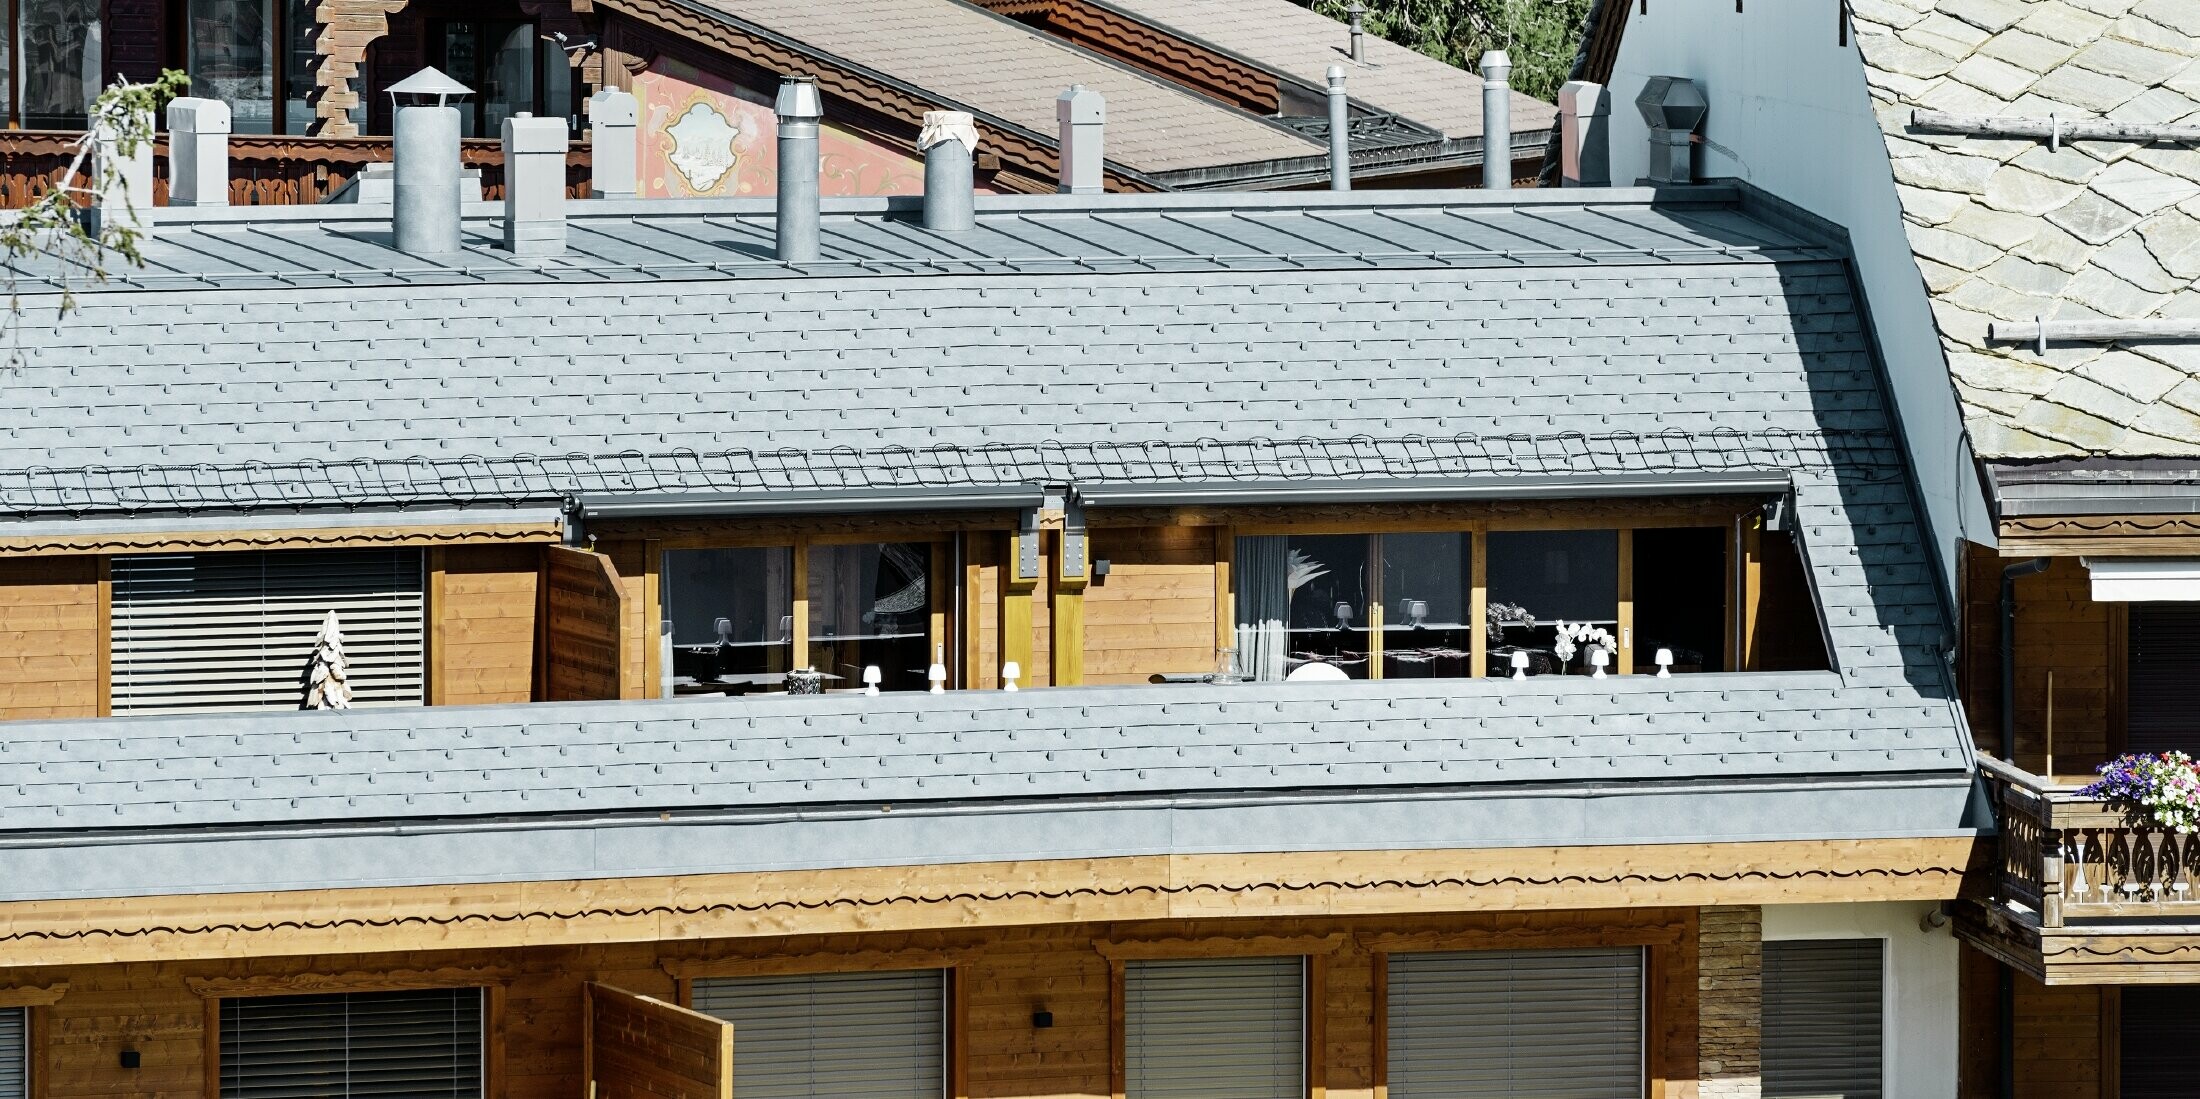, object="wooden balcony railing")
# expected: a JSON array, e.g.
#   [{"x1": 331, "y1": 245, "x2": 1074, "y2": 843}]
[
  {"x1": 1981, "y1": 754, "x2": 2200, "y2": 928},
  {"x1": 0, "y1": 130, "x2": 593, "y2": 208}
]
